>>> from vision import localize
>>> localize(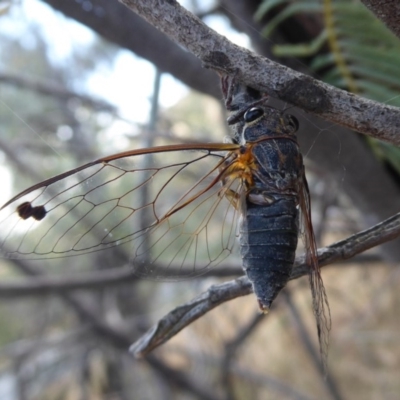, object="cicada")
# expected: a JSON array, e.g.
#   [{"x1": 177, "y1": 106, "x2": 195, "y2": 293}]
[{"x1": 0, "y1": 76, "x2": 330, "y2": 364}]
